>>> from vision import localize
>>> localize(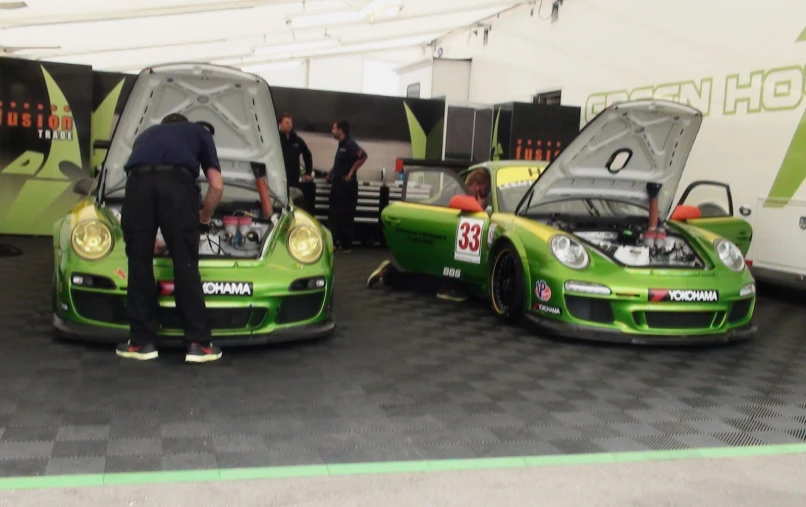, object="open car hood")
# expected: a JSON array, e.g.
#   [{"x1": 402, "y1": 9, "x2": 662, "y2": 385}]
[
  {"x1": 518, "y1": 99, "x2": 703, "y2": 220},
  {"x1": 101, "y1": 63, "x2": 287, "y2": 206}
]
